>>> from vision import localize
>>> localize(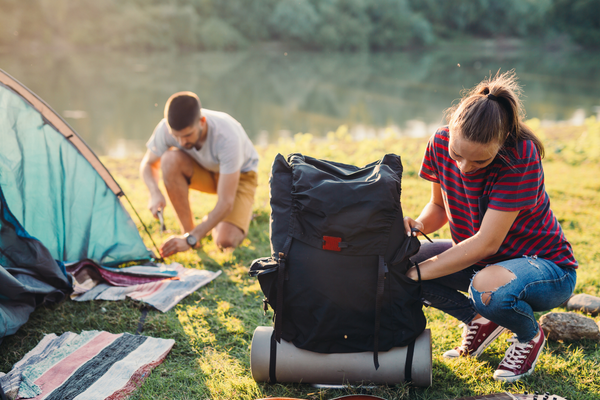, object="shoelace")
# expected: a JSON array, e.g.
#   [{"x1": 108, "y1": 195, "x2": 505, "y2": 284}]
[
  {"x1": 499, "y1": 337, "x2": 532, "y2": 368},
  {"x1": 458, "y1": 322, "x2": 479, "y2": 349}
]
